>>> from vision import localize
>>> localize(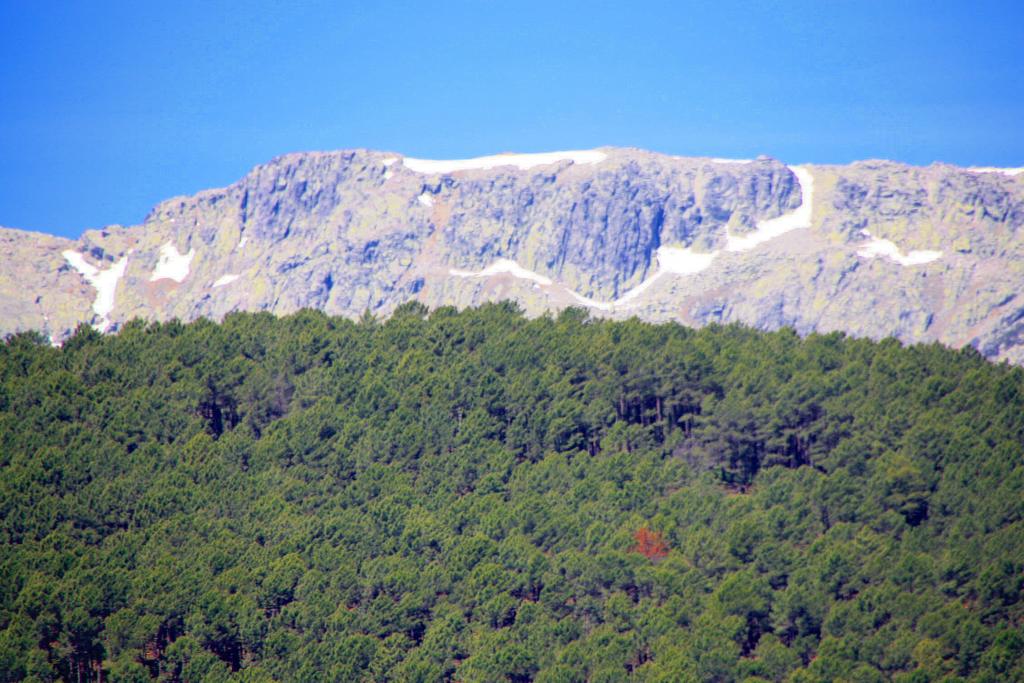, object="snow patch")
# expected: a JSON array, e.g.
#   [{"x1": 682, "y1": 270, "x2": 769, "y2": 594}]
[
  {"x1": 382, "y1": 157, "x2": 398, "y2": 167},
  {"x1": 238, "y1": 236, "x2": 248, "y2": 249},
  {"x1": 710, "y1": 158, "x2": 753, "y2": 164},
  {"x1": 150, "y1": 241, "x2": 195, "y2": 282},
  {"x1": 383, "y1": 170, "x2": 393, "y2": 180},
  {"x1": 966, "y1": 167, "x2": 1024, "y2": 177},
  {"x1": 402, "y1": 150, "x2": 607, "y2": 174},
  {"x1": 62, "y1": 250, "x2": 129, "y2": 333},
  {"x1": 657, "y1": 246, "x2": 718, "y2": 274},
  {"x1": 726, "y1": 166, "x2": 814, "y2": 252},
  {"x1": 417, "y1": 193, "x2": 435, "y2": 207},
  {"x1": 212, "y1": 274, "x2": 240, "y2": 288},
  {"x1": 857, "y1": 232, "x2": 942, "y2": 266},
  {"x1": 450, "y1": 259, "x2": 553, "y2": 286}
]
